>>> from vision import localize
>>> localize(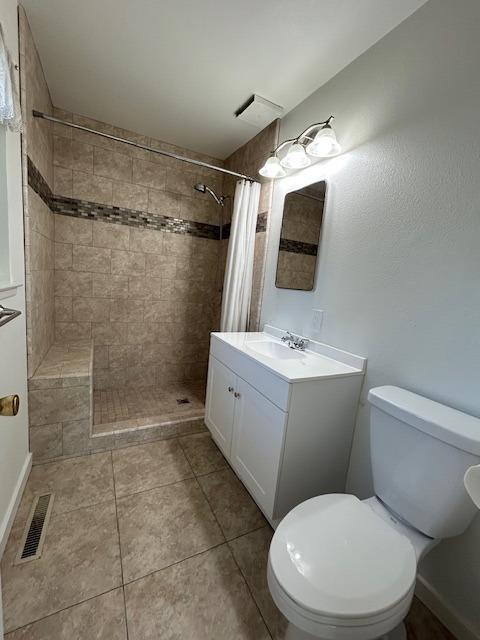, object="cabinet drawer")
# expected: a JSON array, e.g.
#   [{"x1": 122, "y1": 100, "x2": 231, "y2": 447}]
[{"x1": 210, "y1": 335, "x2": 291, "y2": 411}]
